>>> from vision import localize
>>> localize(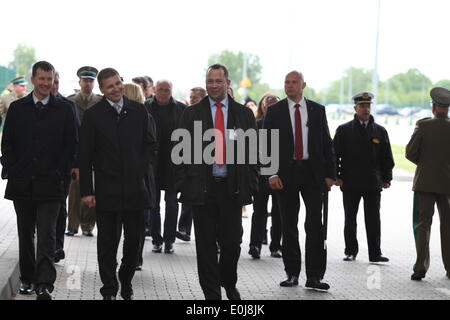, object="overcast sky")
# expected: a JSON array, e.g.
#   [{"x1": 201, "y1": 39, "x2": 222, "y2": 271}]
[{"x1": 1, "y1": 0, "x2": 449, "y2": 96}]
